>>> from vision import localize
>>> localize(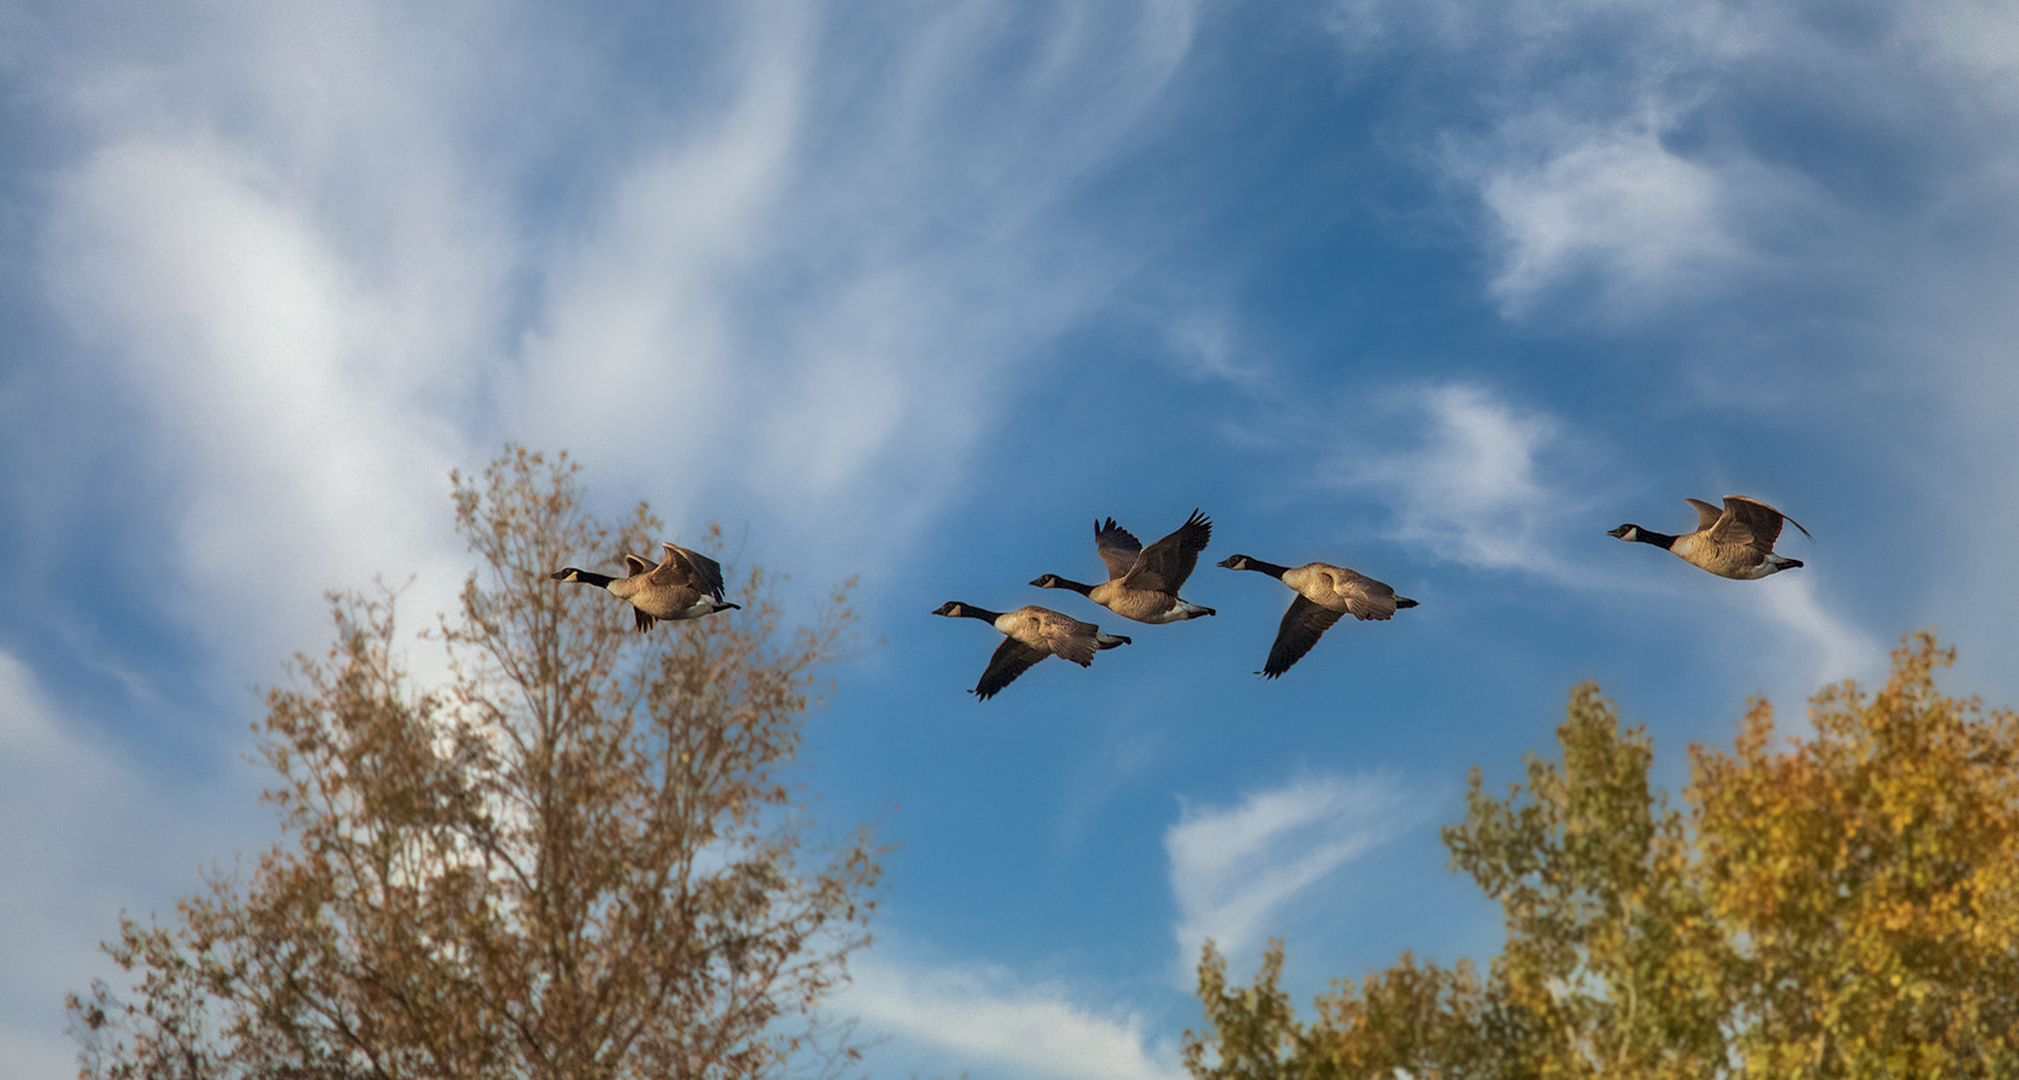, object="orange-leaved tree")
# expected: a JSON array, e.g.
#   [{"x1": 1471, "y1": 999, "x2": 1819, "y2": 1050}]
[
  {"x1": 1692, "y1": 633, "x2": 2019, "y2": 1076},
  {"x1": 67, "y1": 447, "x2": 881, "y2": 1080}
]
